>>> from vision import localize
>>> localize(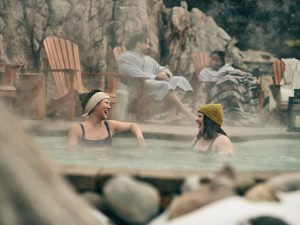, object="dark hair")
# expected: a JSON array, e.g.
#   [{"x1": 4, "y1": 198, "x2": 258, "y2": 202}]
[
  {"x1": 248, "y1": 216, "x2": 290, "y2": 225},
  {"x1": 79, "y1": 89, "x2": 103, "y2": 114},
  {"x1": 211, "y1": 50, "x2": 225, "y2": 66},
  {"x1": 198, "y1": 115, "x2": 227, "y2": 140},
  {"x1": 125, "y1": 33, "x2": 149, "y2": 50}
]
